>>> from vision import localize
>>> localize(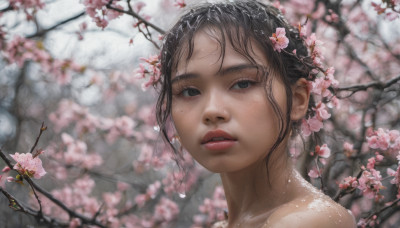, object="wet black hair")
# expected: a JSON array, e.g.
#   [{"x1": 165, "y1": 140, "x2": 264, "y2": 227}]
[{"x1": 156, "y1": 0, "x2": 314, "y2": 171}]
